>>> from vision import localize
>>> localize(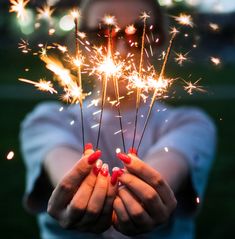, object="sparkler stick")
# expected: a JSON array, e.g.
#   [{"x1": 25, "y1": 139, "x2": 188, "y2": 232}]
[
  {"x1": 131, "y1": 12, "x2": 149, "y2": 149},
  {"x1": 96, "y1": 19, "x2": 112, "y2": 149},
  {"x1": 72, "y1": 10, "x2": 85, "y2": 151},
  {"x1": 112, "y1": 74, "x2": 126, "y2": 153},
  {"x1": 136, "y1": 28, "x2": 178, "y2": 152}
]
